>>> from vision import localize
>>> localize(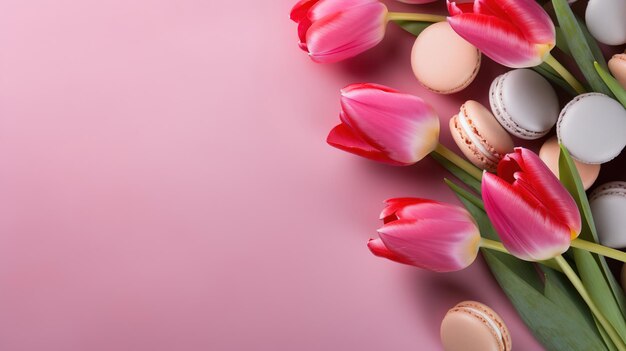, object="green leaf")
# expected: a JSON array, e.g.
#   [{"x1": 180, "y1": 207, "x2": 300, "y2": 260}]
[
  {"x1": 392, "y1": 20, "x2": 431, "y2": 37},
  {"x1": 554, "y1": 26, "x2": 571, "y2": 56},
  {"x1": 576, "y1": 16, "x2": 608, "y2": 71},
  {"x1": 431, "y1": 153, "x2": 481, "y2": 194},
  {"x1": 551, "y1": 0, "x2": 613, "y2": 96},
  {"x1": 574, "y1": 249, "x2": 626, "y2": 343},
  {"x1": 484, "y1": 250, "x2": 608, "y2": 351},
  {"x1": 534, "y1": 63, "x2": 578, "y2": 96},
  {"x1": 595, "y1": 61, "x2": 626, "y2": 108},
  {"x1": 559, "y1": 144, "x2": 626, "y2": 318}
]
